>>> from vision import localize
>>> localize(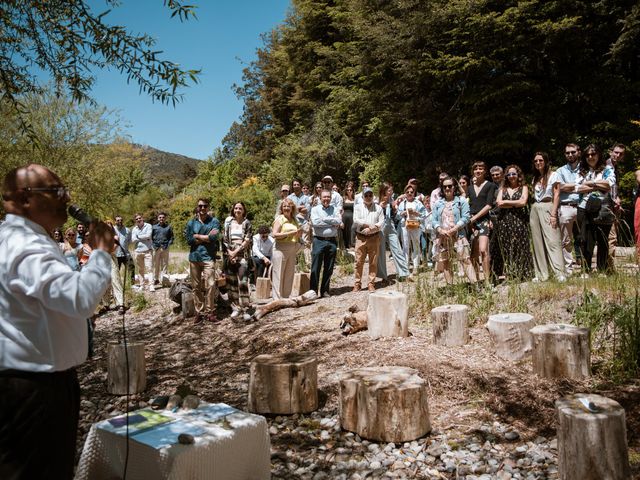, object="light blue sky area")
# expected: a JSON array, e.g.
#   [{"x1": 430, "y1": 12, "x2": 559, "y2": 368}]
[{"x1": 88, "y1": 1, "x2": 291, "y2": 160}]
